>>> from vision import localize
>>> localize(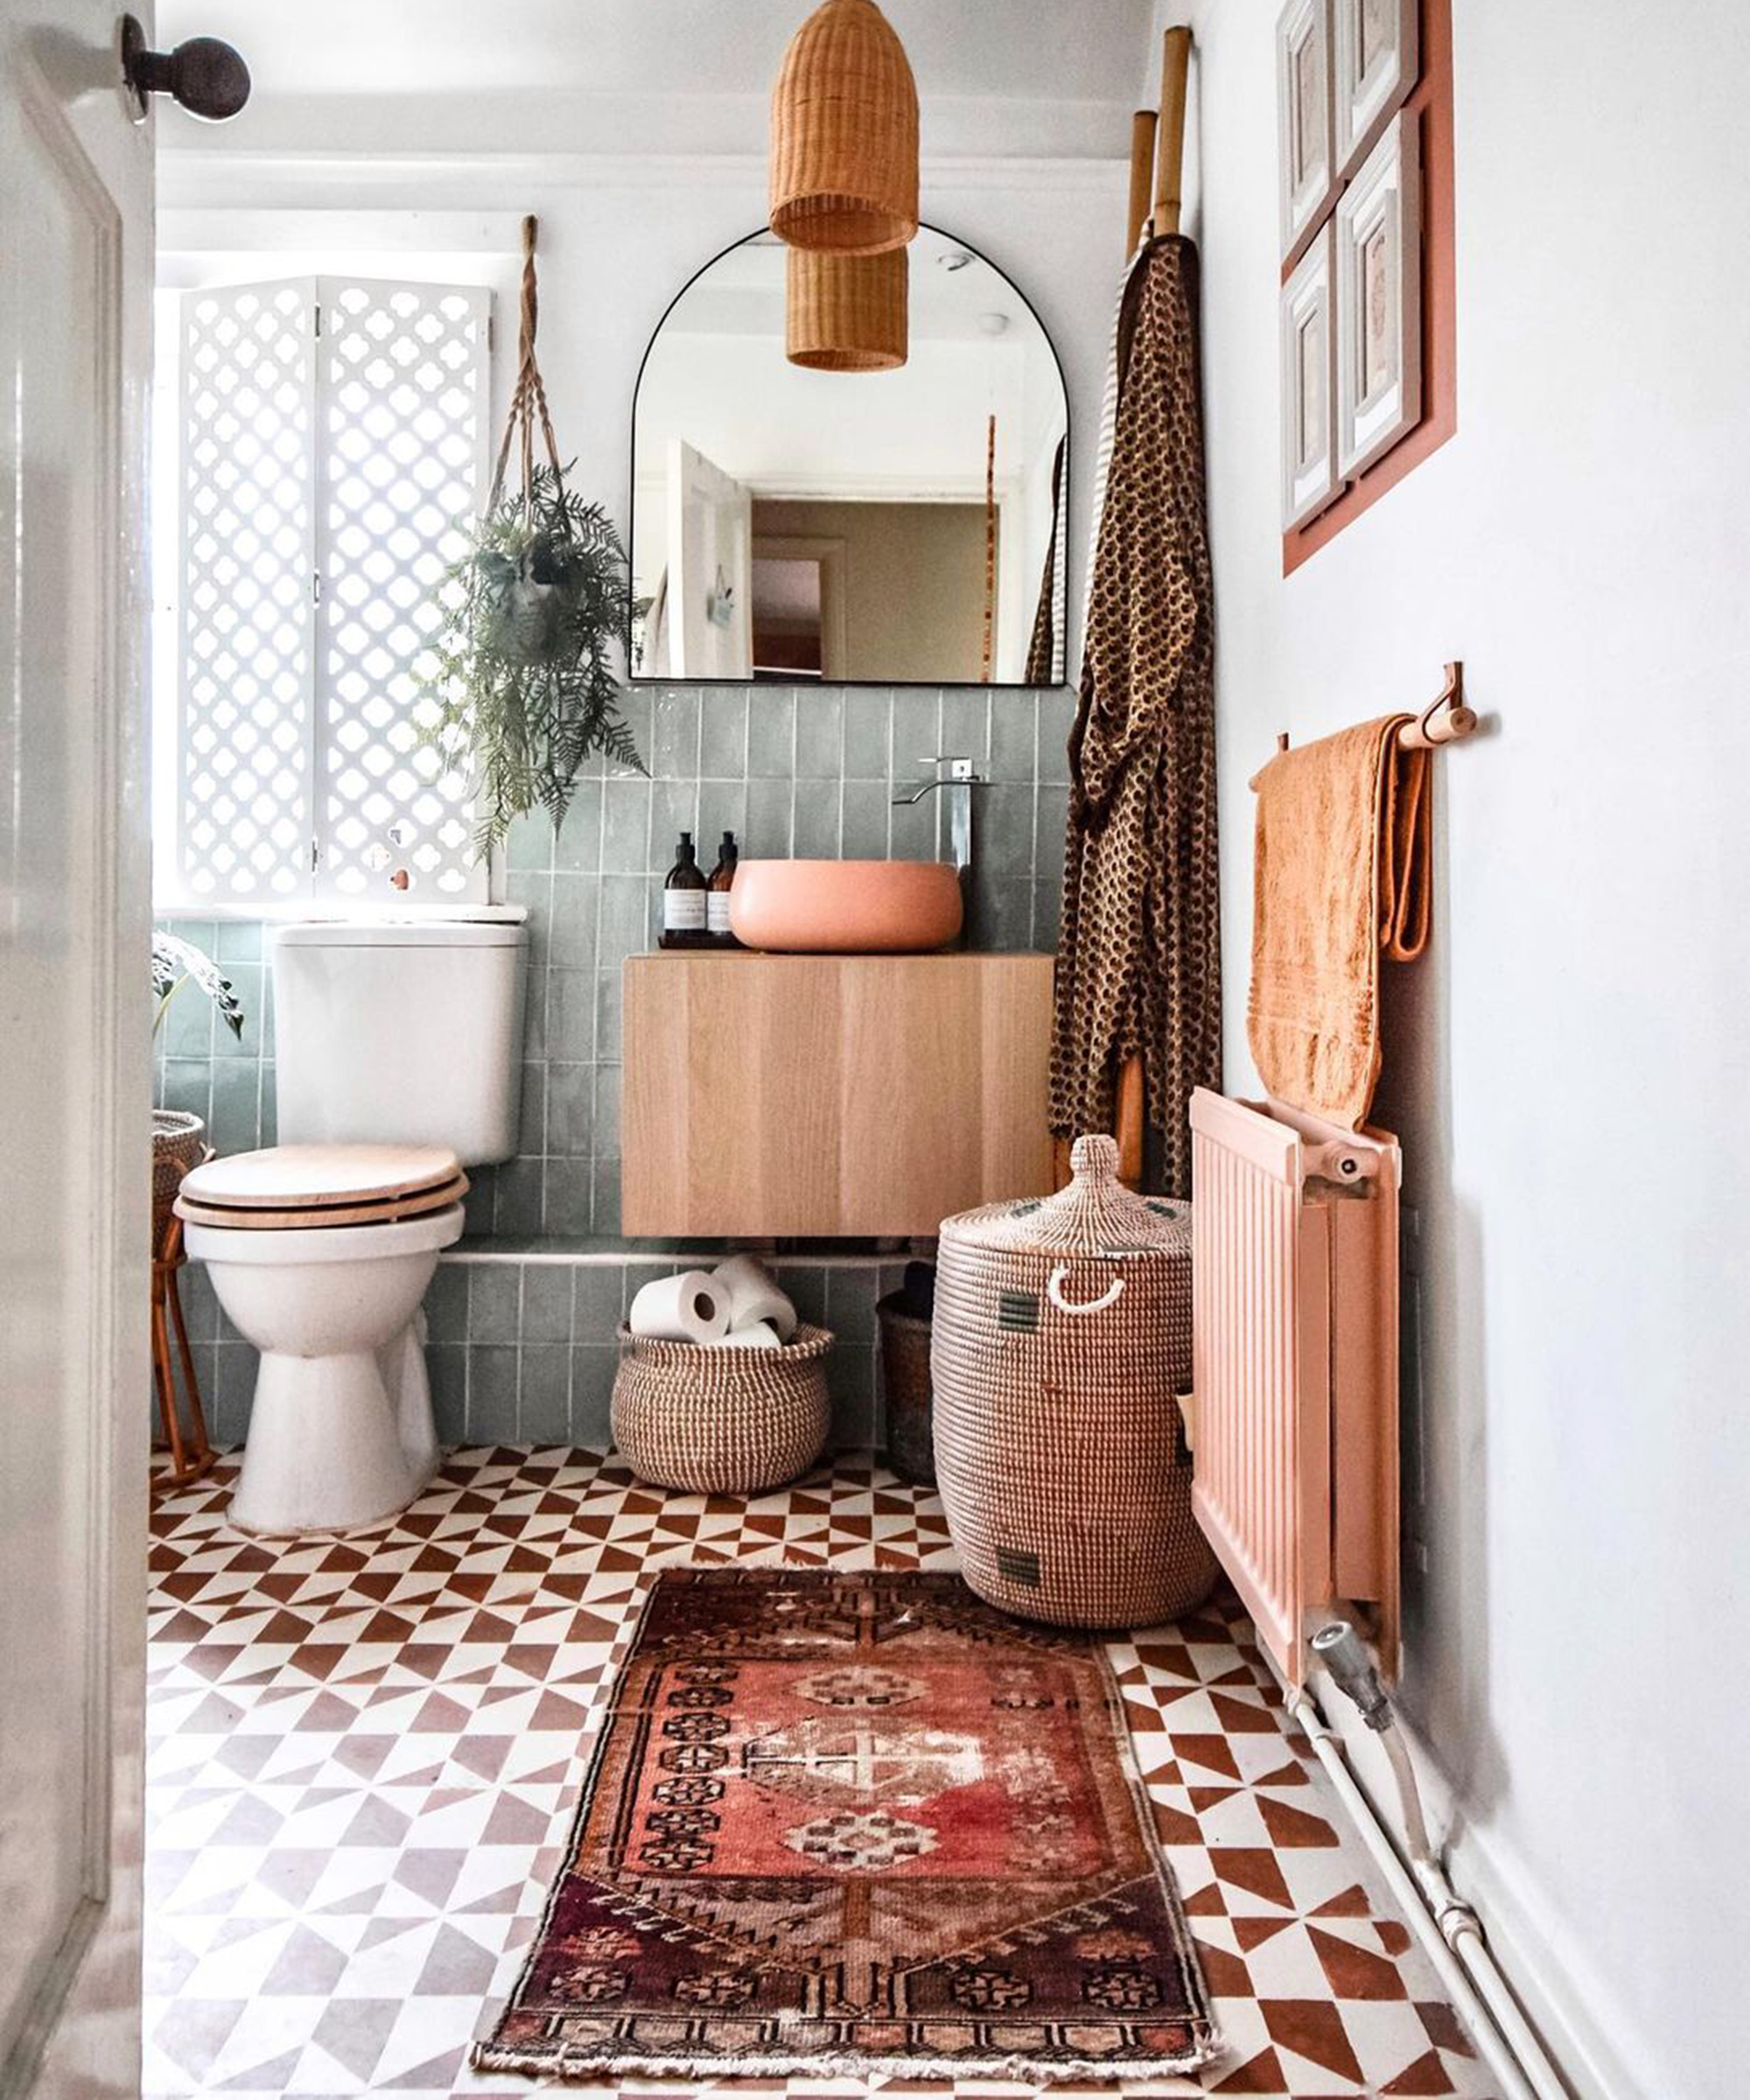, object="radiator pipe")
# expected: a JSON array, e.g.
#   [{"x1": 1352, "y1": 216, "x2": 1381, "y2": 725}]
[{"x1": 1293, "y1": 1629, "x2": 1572, "y2": 2100}]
